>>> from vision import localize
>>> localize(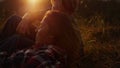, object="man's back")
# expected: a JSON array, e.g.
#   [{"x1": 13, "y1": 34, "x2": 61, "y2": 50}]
[
  {"x1": 16, "y1": 11, "x2": 46, "y2": 40},
  {"x1": 1, "y1": 15, "x2": 22, "y2": 40}
]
